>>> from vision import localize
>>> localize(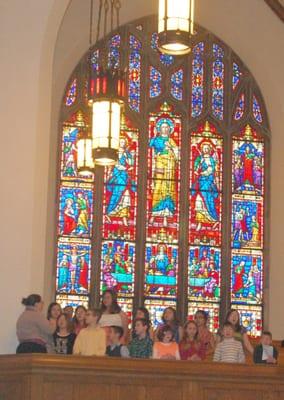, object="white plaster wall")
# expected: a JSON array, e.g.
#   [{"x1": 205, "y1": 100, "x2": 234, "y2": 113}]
[{"x1": 0, "y1": 0, "x2": 283, "y2": 354}]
